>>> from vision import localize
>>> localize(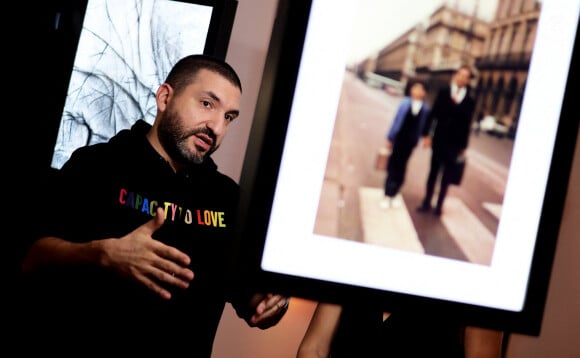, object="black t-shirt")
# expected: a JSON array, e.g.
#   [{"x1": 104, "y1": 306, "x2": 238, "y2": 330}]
[{"x1": 18, "y1": 120, "x2": 241, "y2": 356}]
